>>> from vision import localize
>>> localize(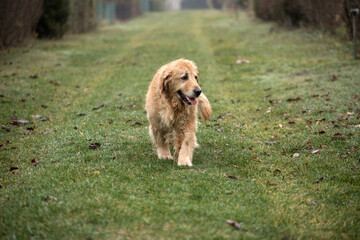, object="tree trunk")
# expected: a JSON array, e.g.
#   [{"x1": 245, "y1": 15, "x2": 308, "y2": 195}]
[{"x1": 207, "y1": 0, "x2": 214, "y2": 9}]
